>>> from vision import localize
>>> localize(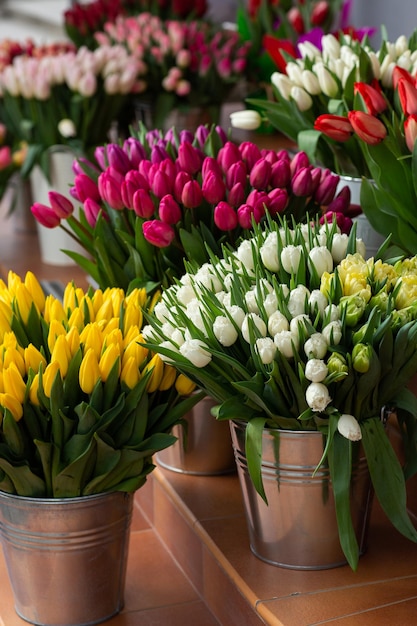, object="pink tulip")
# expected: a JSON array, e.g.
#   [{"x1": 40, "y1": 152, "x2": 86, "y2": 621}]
[
  {"x1": 83, "y1": 198, "x2": 103, "y2": 228},
  {"x1": 315, "y1": 172, "x2": 340, "y2": 205},
  {"x1": 181, "y1": 180, "x2": 203, "y2": 209},
  {"x1": 98, "y1": 170, "x2": 124, "y2": 210},
  {"x1": 48, "y1": 191, "x2": 74, "y2": 219},
  {"x1": 174, "y1": 170, "x2": 192, "y2": 203},
  {"x1": 31, "y1": 203, "x2": 61, "y2": 228},
  {"x1": 249, "y1": 158, "x2": 272, "y2": 190},
  {"x1": 228, "y1": 182, "x2": 246, "y2": 208},
  {"x1": 142, "y1": 220, "x2": 175, "y2": 248},
  {"x1": 237, "y1": 204, "x2": 255, "y2": 228},
  {"x1": 226, "y1": 161, "x2": 247, "y2": 189},
  {"x1": 270, "y1": 158, "x2": 291, "y2": 188},
  {"x1": 152, "y1": 169, "x2": 172, "y2": 199},
  {"x1": 239, "y1": 141, "x2": 262, "y2": 170},
  {"x1": 290, "y1": 151, "x2": 310, "y2": 176},
  {"x1": 291, "y1": 167, "x2": 314, "y2": 197},
  {"x1": 202, "y1": 170, "x2": 226, "y2": 204},
  {"x1": 217, "y1": 141, "x2": 241, "y2": 173},
  {"x1": 74, "y1": 173, "x2": 101, "y2": 203},
  {"x1": 178, "y1": 142, "x2": 202, "y2": 175},
  {"x1": 268, "y1": 188, "x2": 288, "y2": 214},
  {"x1": 0, "y1": 146, "x2": 12, "y2": 170},
  {"x1": 133, "y1": 189, "x2": 155, "y2": 218},
  {"x1": 159, "y1": 194, "x2": 182, "y2": 224},
  {"x1": 214, "y1": 201, "x2": 238, "y2": 230}
]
